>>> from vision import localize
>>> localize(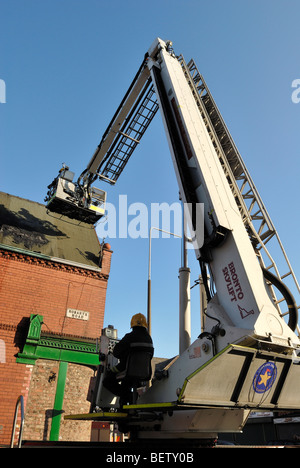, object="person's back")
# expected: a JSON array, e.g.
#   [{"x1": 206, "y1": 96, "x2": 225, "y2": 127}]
[
  {"x1": 113, "y1": 324, "x2": 153, "y2": 371},
  {"x1": 103, "y1": 313, "x2": 153, "y2": 405}
]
